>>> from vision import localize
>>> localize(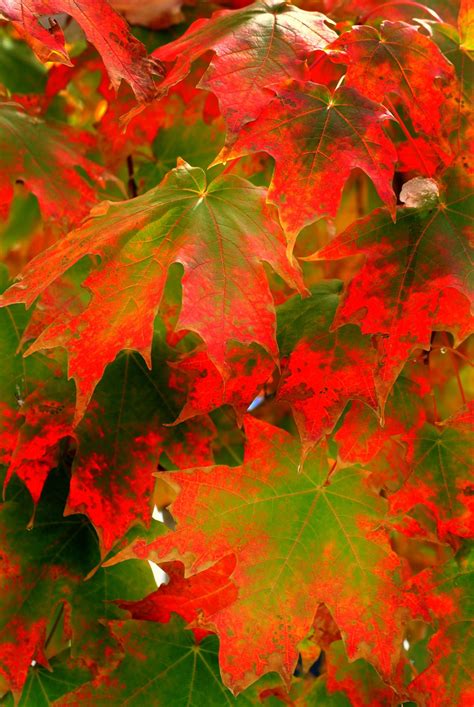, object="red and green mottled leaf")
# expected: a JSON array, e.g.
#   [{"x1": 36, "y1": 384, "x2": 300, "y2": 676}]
[
  {"x1": 60, "y1": 615, "x2": 272, "y2": 705},
  {"x1": 0, "y1": 479, "x2": 98, "y2": 695},
  {"x1": 217, "y1": 81, "x2": 396, "y2": 245},
  {"x1": 4, "y1": 302, "x2": 216, "y2": 553},
  {"x1": 5, "y1": 383, "x2": 74, "y2": 505},
  {"x1": 24, "y1": 352, "x2": 213, "y2": 556},
  {"x1": 0, "y1": 0, "x2": 161, "y2": 101},
  {"x1": 408, "y1": 547, "x2": 474, "y2": 706},
  {"x1": 325, "y1": 640, "x2": 395, "y2": 706},
  {"x1": 0, "y1": 268, "x2": 70, "y2": 474},
  {"x1": 329, "y1": 21, "x2": 456, "y2": 142},
  {"x1": 0, "y1": 162, "x2": 304, "y2": 421},
  {"x1": 136, "y1": 416, "x2": 409, "y2": 692},
  {"x1": 69, "y1": 558, "x2": 157, "y2": 673},
  {"x1": 69, "y1": 347, "x2": 215, "y2": 556},
  {"x1": 314, "y1": 171, "x2": 473, "y2": 404},
  {"x1": 153, "y1": 0, "x2": 337, "y2": 133},
  {"x1": 67, "y1": 352, "x2": 165, "y2": 556},
  {"x1": 171, "y1": 344, "x2": 274, "y2": 424},
  {"x1": 276, "y1": 281, "x2": 378, "y2": 450},
  {"x1": 0, "y1": 103, "x2": 110, "y2": 227},
  {"x1": 389, "y1": 408, "x2": 474, "y2": 539},
  {"x1": 334, "y1": 375, "x2": 427, "y2": 465}
]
